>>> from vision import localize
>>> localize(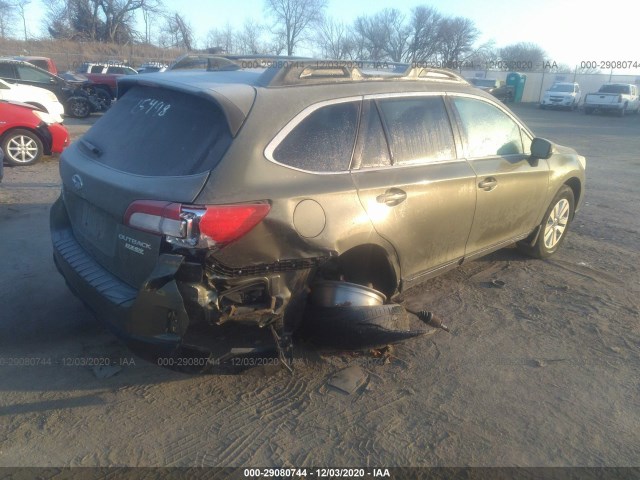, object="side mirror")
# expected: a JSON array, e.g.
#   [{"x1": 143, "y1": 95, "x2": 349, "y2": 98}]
[{"x1": 530, "y1": 137, "x2": 554, "y2": 160}]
